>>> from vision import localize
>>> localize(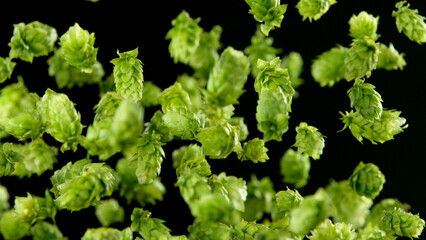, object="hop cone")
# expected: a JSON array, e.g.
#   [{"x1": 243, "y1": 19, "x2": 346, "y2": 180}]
[
  {"x1": 383, "y1": 208, "x2": 425, "y2": 239},
  {"x1": 296, "y1": 0, "x2": 337, "y2": 22},
  {"x1": 344, "y1": 38, "x2": 380, "y2": 81},
  {"x1": 393, "y1": 1, "x2": 426, "y2": 44},
  {"x1": 348, "y1": 79, "x2": 383, "y2": 120},
  {"x1": 349, "y1": 162, "x2": 385, "y2": 199}
]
